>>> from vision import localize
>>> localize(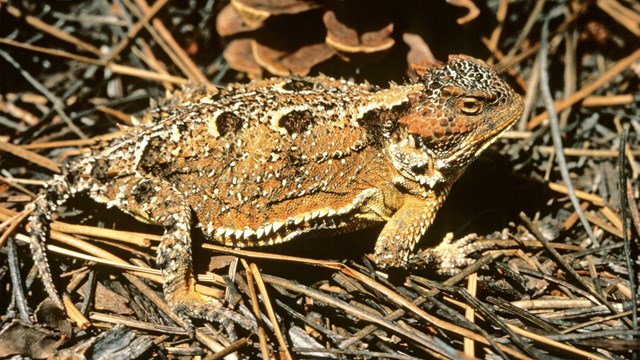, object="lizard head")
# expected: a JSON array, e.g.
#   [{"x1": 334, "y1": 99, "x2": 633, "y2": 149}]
[{"x1": 389, "y1": 54, "x2": 524, "y2": 188}]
